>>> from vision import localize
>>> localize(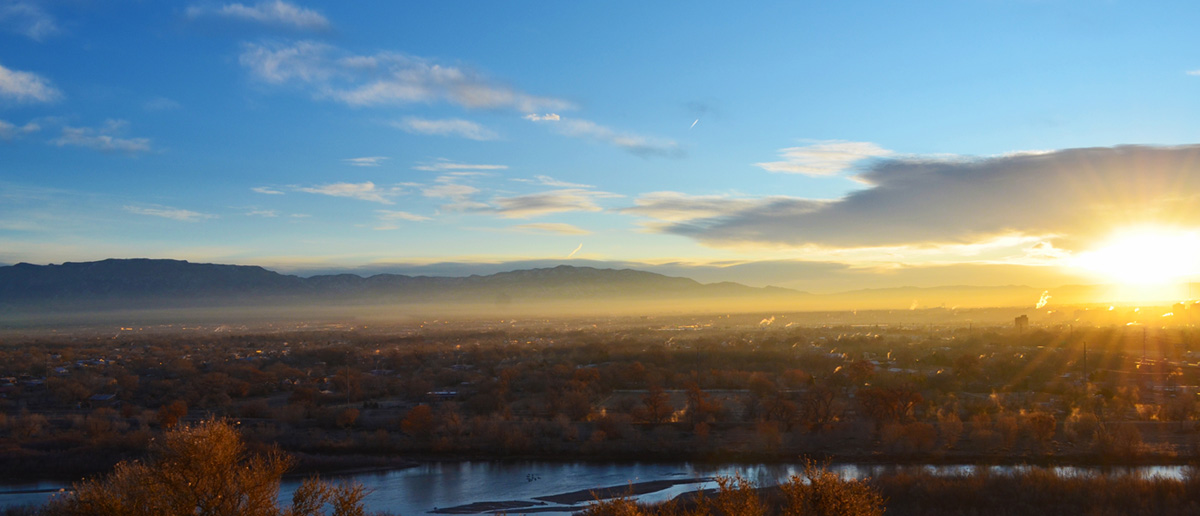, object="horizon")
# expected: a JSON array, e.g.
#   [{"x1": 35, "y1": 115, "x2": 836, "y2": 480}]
[
  {"x1": 5, "y1": 2, "x2": 1200, "y2": 303},
  {"x1": 7, "y1": 255, "x2": 1200, "y2": 307}
]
